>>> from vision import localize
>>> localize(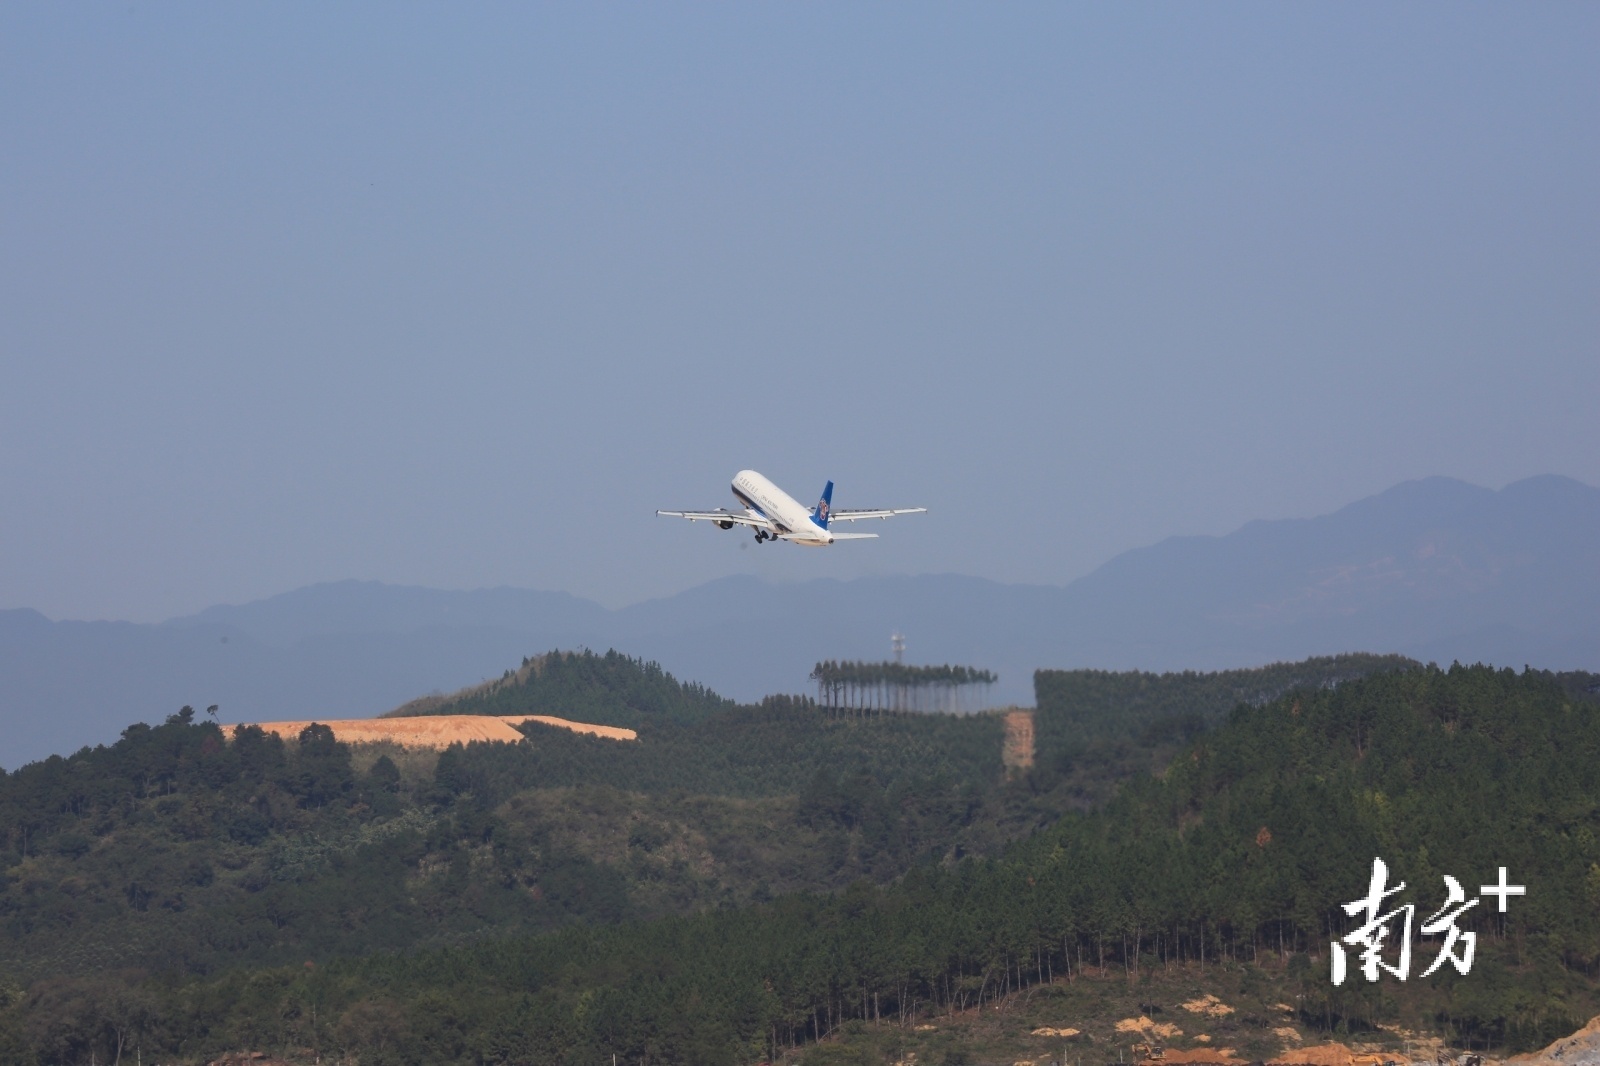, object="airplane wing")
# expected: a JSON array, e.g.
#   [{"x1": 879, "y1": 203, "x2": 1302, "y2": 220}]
[
  {"x1": 656, "y1": 508, "x2": 775, "y2": 530},
  {"x1": 827, "y1": 507, "x2": 927, "y2": 522}
]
